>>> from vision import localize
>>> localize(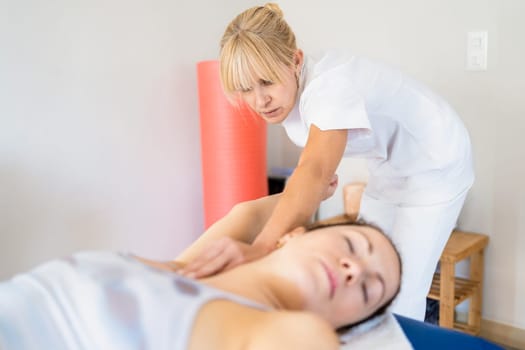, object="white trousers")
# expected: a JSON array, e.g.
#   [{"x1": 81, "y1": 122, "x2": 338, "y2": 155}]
[{"x1": 359, "y1": 190, "x2": 469, "y2": 320}]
